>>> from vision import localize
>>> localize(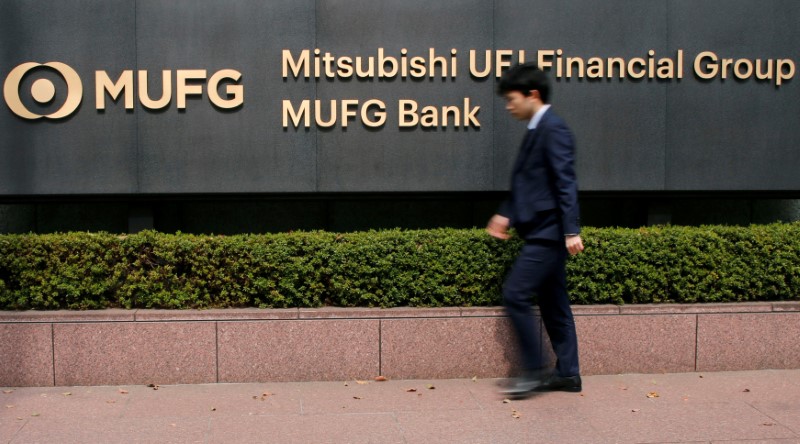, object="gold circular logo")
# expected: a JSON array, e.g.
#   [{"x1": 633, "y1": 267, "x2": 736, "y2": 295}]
[{"x1": 3, "y1": 62, "x2": 83, "y2": 119}]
